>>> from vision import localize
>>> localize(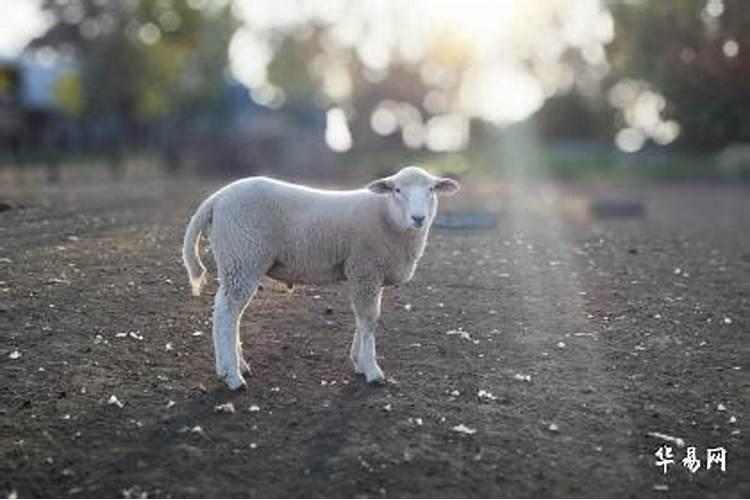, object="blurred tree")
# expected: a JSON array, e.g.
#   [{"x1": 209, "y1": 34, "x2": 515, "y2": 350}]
[
  {"x1": 608, "y1": 0, "x2": 750, "y2": 149},
  {"x1": 31, "y1": 0, "x2": 236, "y2": 173},
  {"x1": 54, "y1": 73, "x2": 84, "y2": 116}
]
